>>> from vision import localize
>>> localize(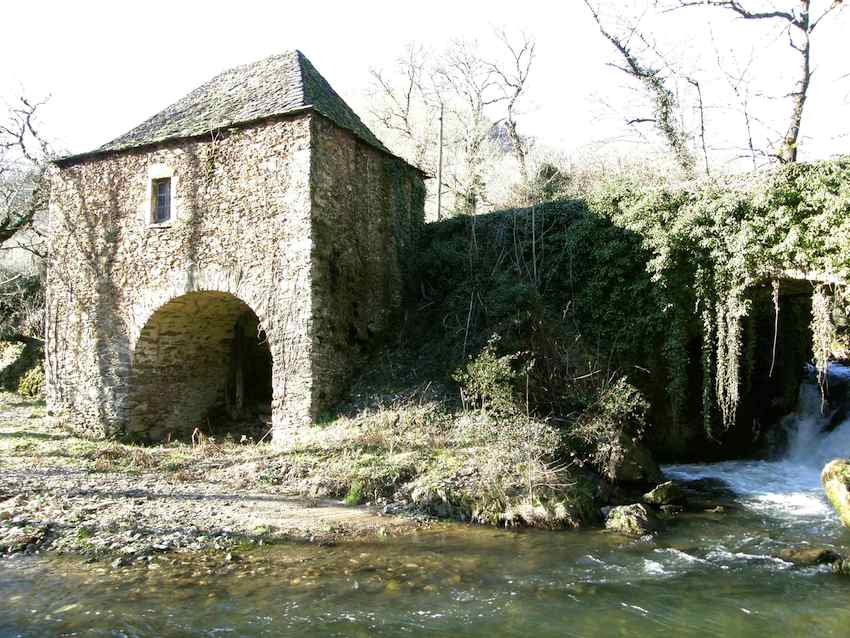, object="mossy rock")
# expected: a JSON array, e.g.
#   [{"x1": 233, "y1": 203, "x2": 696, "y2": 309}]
[
  {"x1": 604, "y1": 503, "x2": 664, "y2": 537},
  {"x1": 777, "y1": 546, "x2": 841, "y2": 566},
  {"x1": 822, "y1": 459, "x2": 850, "y2": 529},
  {"x1": 606, "y1": 433, "x2": 663, "y2": 484},
  {"x1": 643, "y1": 480, "x2": 686, "y2": 506}
]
